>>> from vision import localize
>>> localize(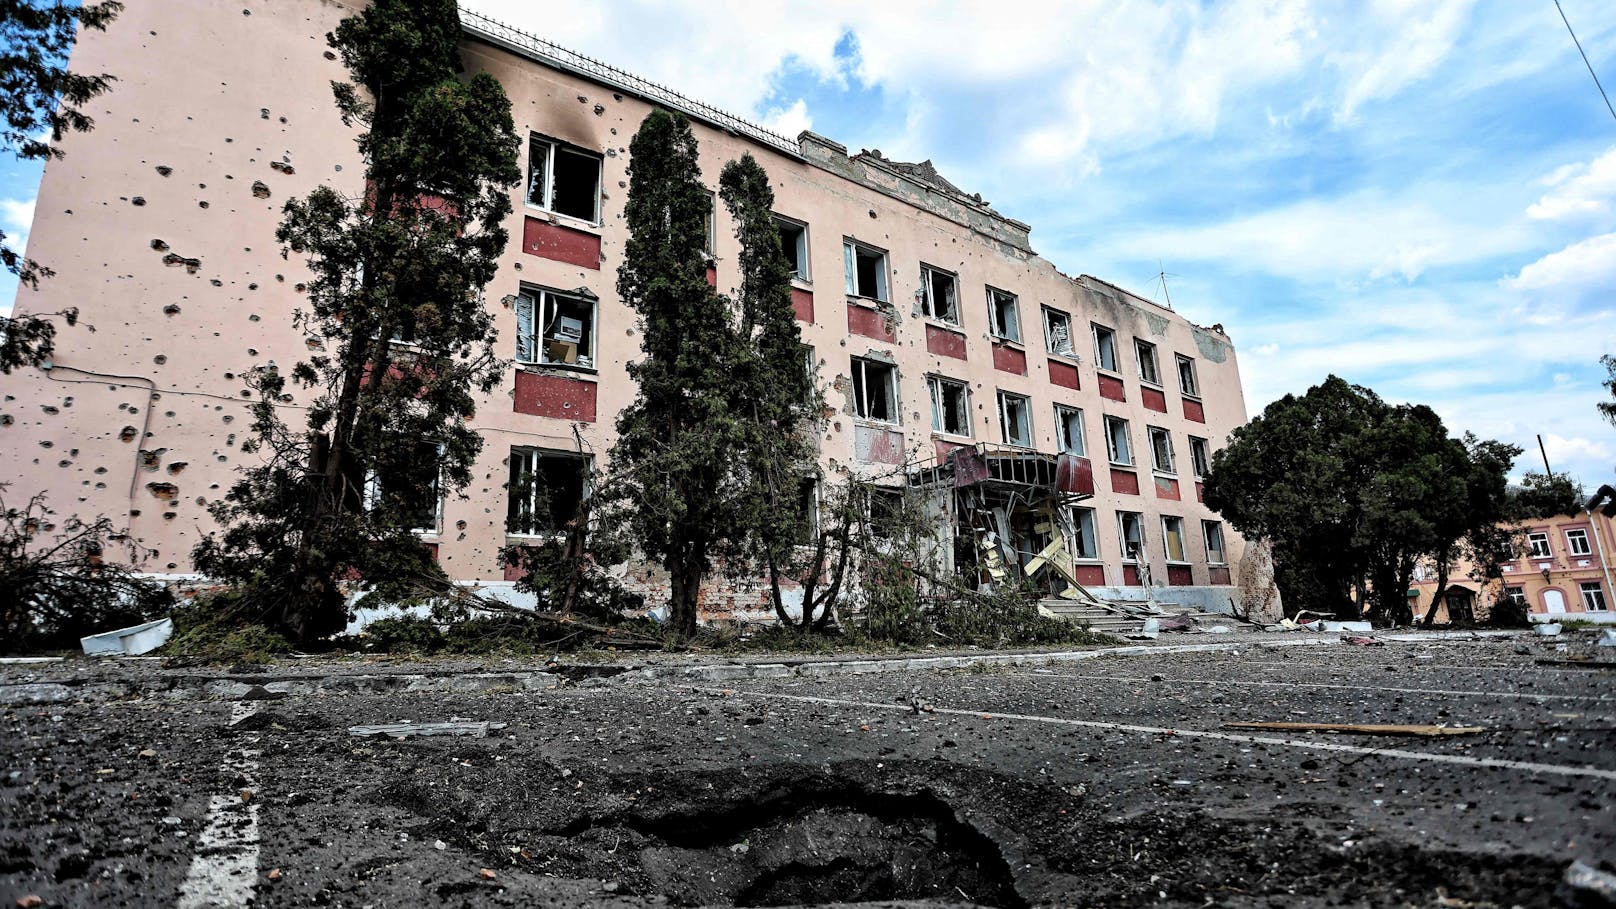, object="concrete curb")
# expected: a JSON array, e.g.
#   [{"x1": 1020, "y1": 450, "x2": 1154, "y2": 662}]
[{"x1": 0, "y1": 630, "x2": 1534, "y2": 705}]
